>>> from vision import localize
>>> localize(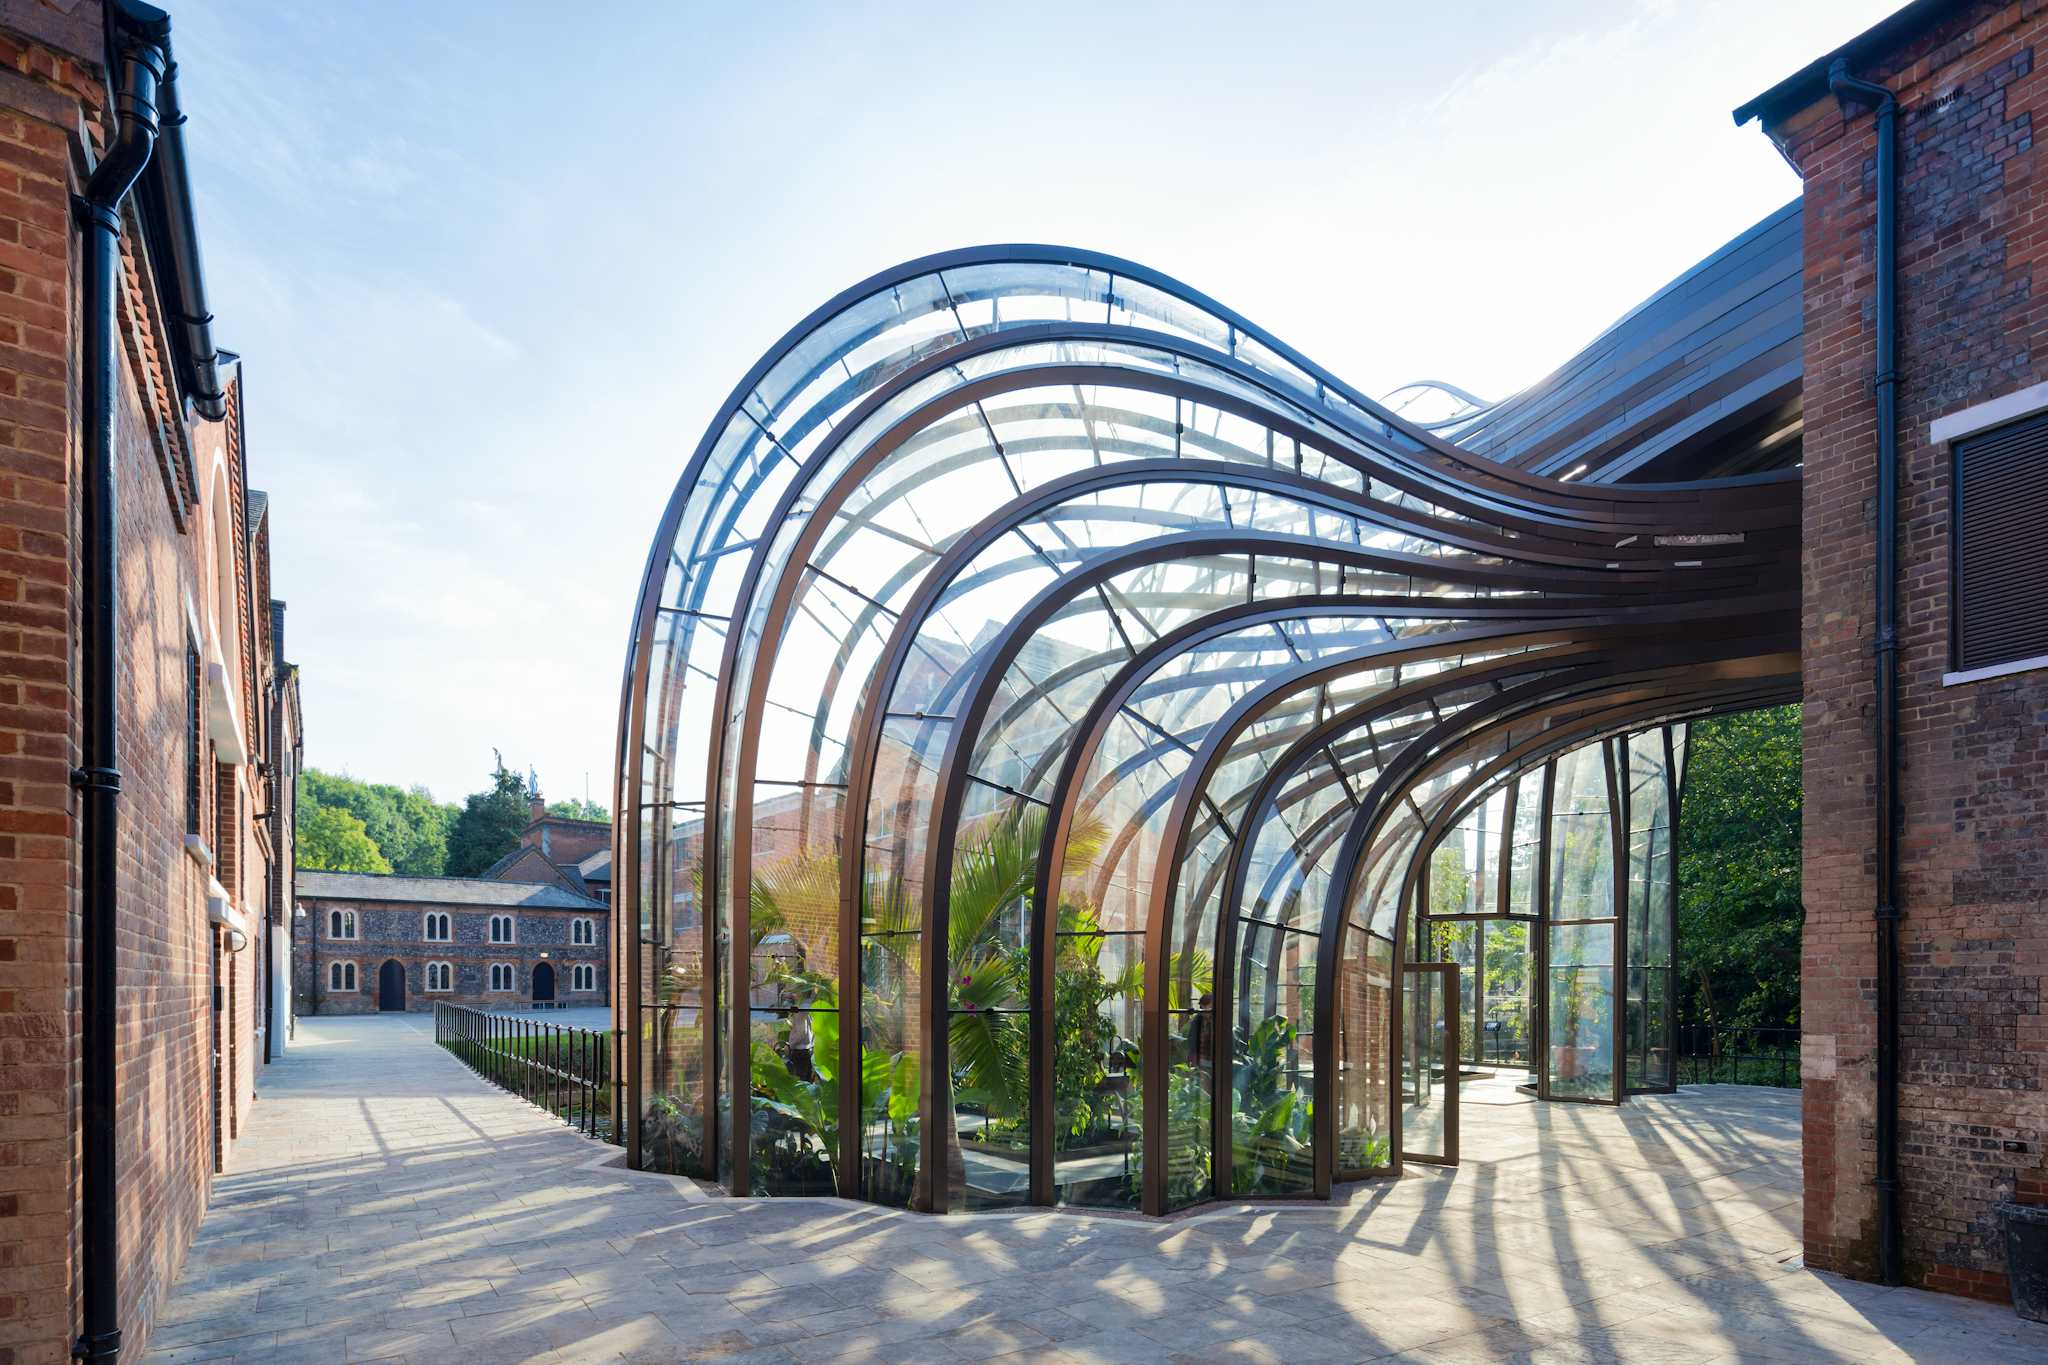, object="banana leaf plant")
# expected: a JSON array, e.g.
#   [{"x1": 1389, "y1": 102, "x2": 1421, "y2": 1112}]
[{"x1": 1229, "y1": 1013, "x2": 1313, "y2": 1194}]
